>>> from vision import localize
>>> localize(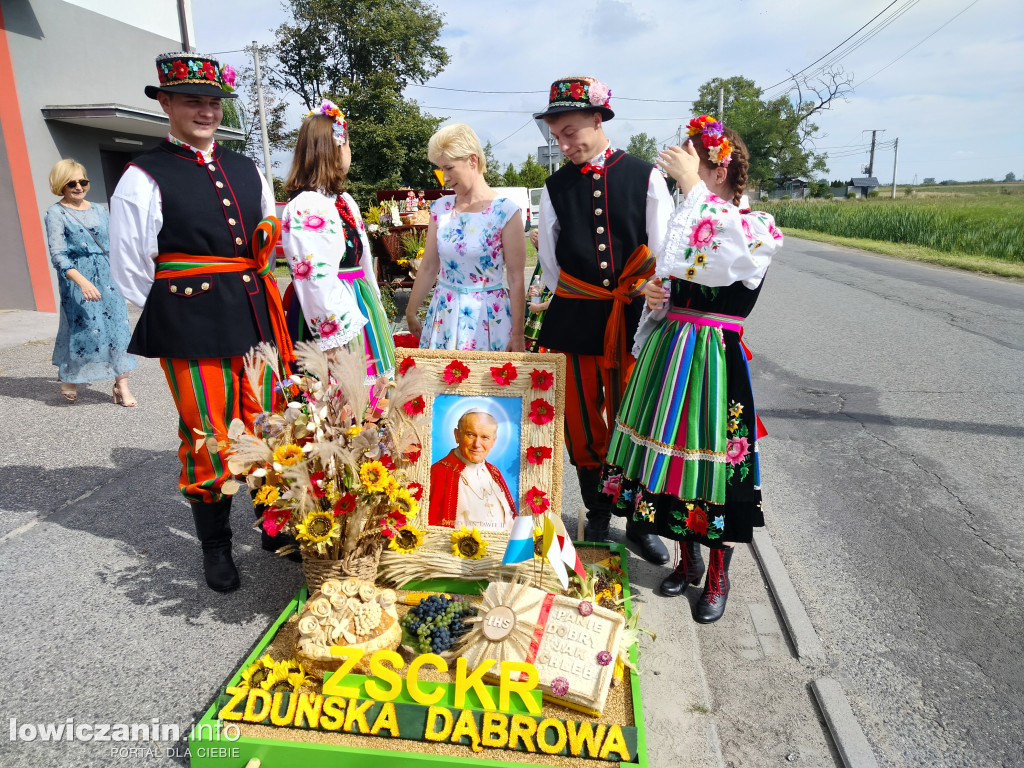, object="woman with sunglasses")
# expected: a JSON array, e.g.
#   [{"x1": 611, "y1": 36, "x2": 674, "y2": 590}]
[{"x1": 44, "y1": 159, "x2": 137, "y2": 405}]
